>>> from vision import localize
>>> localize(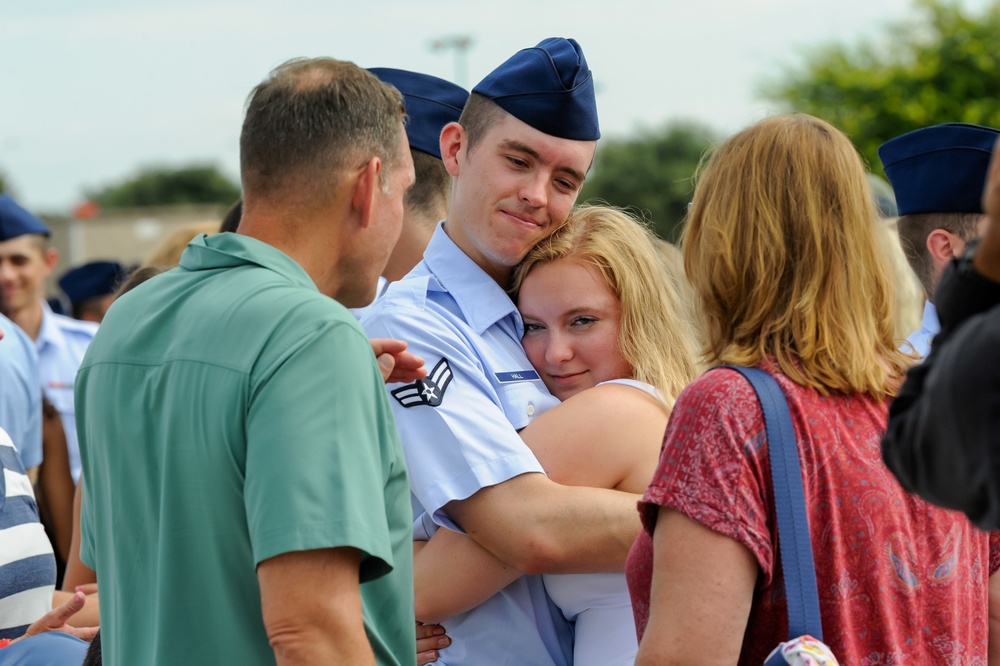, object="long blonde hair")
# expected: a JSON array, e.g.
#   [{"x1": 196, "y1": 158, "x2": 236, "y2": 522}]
[
  {"x1": 682, "y1": 114, "x2": 911, "y2": 400},
  {"x1": 513, "y1": 205, "x2": 702, "y2": 409},
  {"x1": 874, "y1": 216, "x2": 925, "y2": 342}
]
